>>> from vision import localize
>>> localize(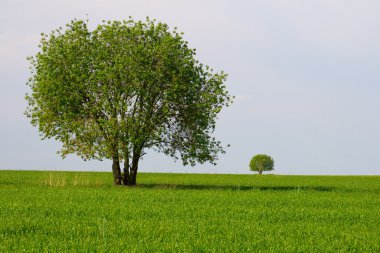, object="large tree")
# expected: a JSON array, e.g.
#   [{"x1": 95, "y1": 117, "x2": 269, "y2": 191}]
[{"x1": 26, "y1": 18, "x2": 232, "y2": 185}]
